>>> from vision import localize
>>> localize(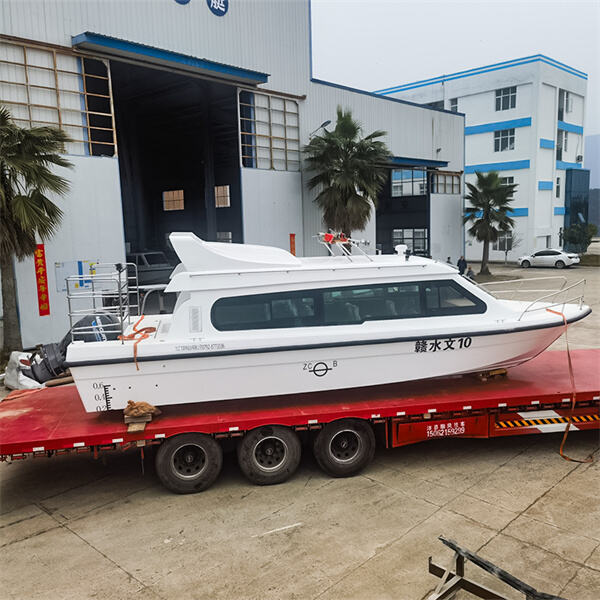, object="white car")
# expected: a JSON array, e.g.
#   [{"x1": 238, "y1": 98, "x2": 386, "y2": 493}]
[{"x1": 517, "y1": 249, "x2": 580, "y2": 269}]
